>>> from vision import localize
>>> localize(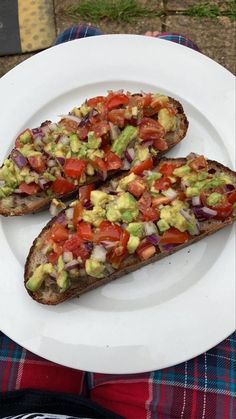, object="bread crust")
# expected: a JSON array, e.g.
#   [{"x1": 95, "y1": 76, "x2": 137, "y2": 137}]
[
  {"x1": 24, "y1": 157, "x2": 236, "y2": 305},
  {"x1": 0, "y1": 97, "x2": 188, "y2": 216}
]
